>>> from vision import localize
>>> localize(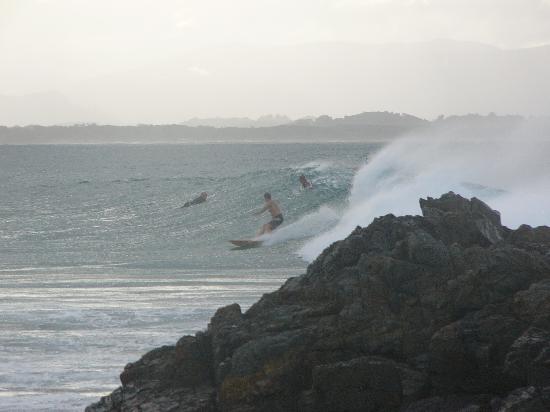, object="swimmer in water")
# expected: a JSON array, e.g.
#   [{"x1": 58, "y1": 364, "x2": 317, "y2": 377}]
[
  {"x1": 299, "y1": 175, "x2": 312, "y2": 189},
  {"x1": 181, "y1": 192, "x2": 208, "y2": 208}
]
